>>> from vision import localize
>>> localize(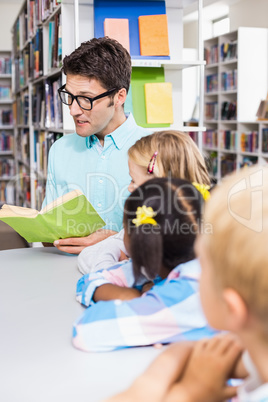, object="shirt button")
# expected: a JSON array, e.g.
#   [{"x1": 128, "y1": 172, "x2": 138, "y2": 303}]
[
  {"x1": 97, "y1": 203, "x2": 102, "y2": 208},
  {"x1": 99, "y1": 179, "x2": 103, "y2": 184},
  {"x1": 101, "y1": 155, "x2": 105, "y2": 159}
]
